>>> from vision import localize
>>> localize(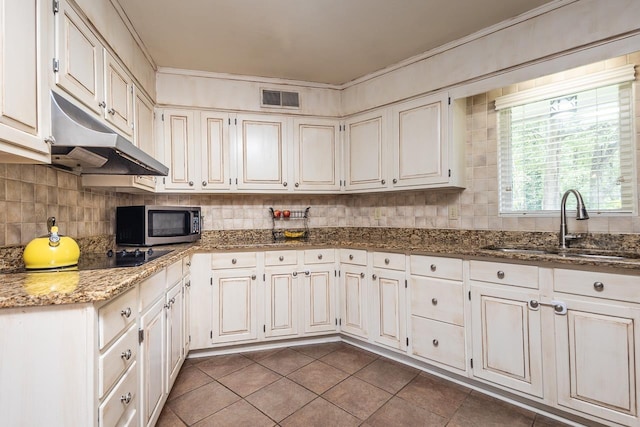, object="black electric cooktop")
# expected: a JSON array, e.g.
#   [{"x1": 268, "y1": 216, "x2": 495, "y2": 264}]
[{"x1": 77, "y1": 248, "x2": 173, "y2": 270}]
